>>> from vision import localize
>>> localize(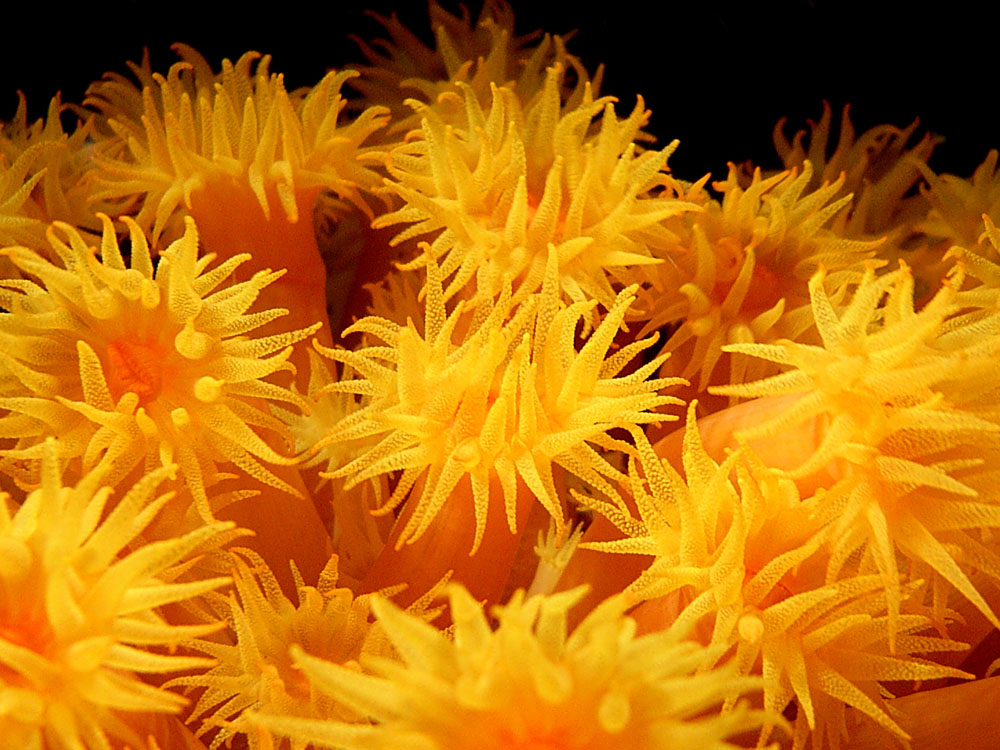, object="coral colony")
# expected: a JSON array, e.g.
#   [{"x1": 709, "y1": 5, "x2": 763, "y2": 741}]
[{"x1": 2, "y1": 3, "x2": 1000, "y2": 749}]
